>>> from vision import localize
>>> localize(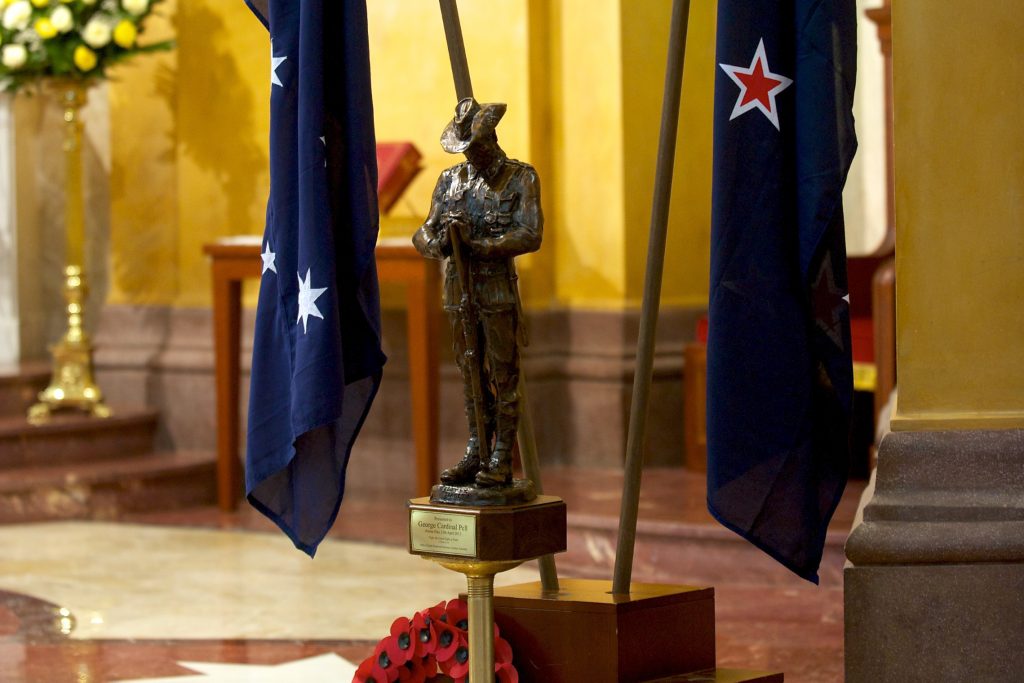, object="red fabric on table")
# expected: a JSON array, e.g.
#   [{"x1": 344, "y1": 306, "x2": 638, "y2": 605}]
[{"x1": 376, "y1": 142, "x2": 422, "y2": 214}]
